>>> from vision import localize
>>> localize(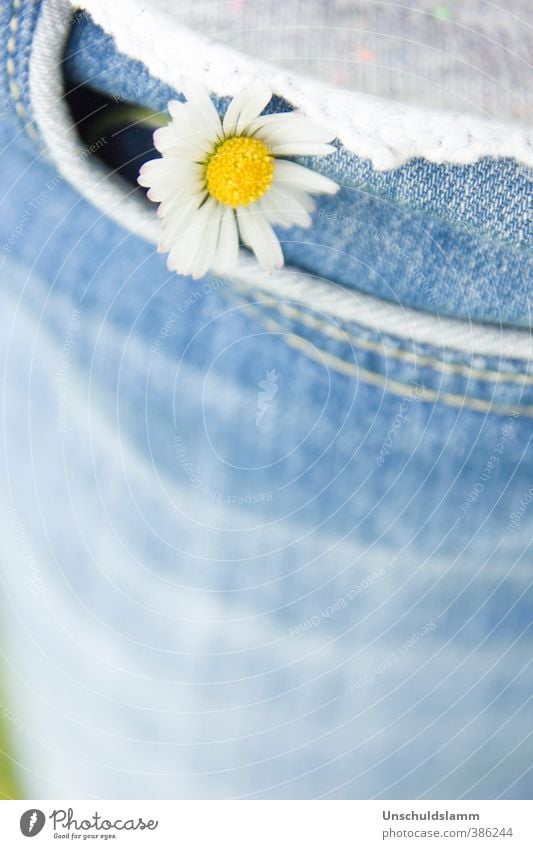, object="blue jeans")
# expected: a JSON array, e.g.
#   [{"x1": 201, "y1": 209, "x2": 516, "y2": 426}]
[
  {"x1": 0, "y1": 0, "x2": 532, "y2": 799},
  {"x1": 62, "y1": 15, "x2": 533, "y2": 329}
]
